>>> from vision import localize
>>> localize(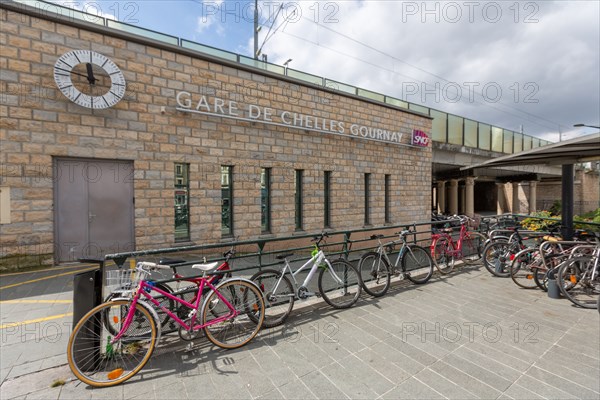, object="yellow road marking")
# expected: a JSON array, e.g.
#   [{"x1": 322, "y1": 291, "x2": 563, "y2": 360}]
[
  {"x1": 0, "y1": 312, "x2": 73, "y2": 329},
  {"x1": 0, "y1": 264, "x2": 100, "y2": 276},
  {"x1": 0, "y1": 267, "x2": 98, "y2": 291},
  {"x1": 0, "y1": 300, "x2": 72, "y2": 304}
]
